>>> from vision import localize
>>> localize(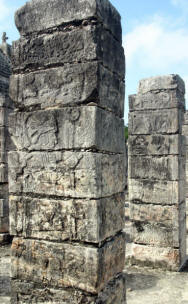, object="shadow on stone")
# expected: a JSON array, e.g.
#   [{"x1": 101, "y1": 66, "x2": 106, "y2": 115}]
[{"x1": 125, "y1": 272, "x2": 159, "y2": 291}]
